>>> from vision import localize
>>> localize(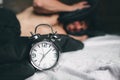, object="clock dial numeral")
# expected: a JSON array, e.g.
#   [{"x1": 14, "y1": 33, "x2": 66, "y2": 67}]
[
  {"x1": 33, "y1": 49, "x2": 37, "y2": 51},
  {"x1": 33, "y1": 59, "x2": 37, "y2": 62},
  {"x1": 49, "y1": 44, "x2": 51, "y2": 47},
  {"x1": 31, "y1": 53, "x2": 36, "y2": 58},
  {"x1": 42, "y1": 43, "x2": 47, "y2": 48},
  {"x1": 38, "y1": 45, "x2": 40, "y2": 48},
  {"x1": 52, "y1": 48, "x2": 56, "y2": 51}
]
